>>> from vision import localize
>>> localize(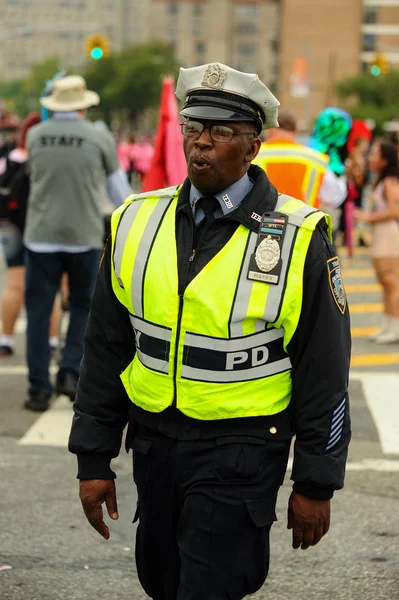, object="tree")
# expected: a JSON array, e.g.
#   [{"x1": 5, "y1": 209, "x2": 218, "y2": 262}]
[
  {"x1": 336, "y1": 70, "x2": 399, "y2": 131},
  {"x1": 83, "y1": 40, "x2": 180, "y2": 122},
  {"x1": 0, "y1": 57, "x2": 62, "y2": 117}
]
